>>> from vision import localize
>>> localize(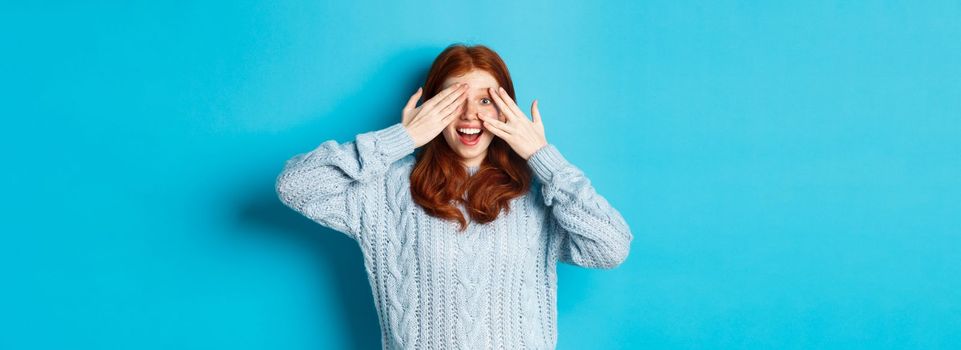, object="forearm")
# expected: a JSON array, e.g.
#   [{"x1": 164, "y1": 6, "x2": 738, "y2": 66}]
[
  {"x1": 275, "y1": 122, "x2": 416, "y2": 237},
  {"x1": 529, "y1": 144, "x2": 633, "y2": 268}
]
